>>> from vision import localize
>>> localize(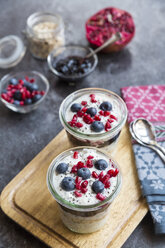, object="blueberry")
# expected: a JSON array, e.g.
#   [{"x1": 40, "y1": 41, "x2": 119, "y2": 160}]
[
  {"x1": 61, "y1": 177, "x2": 75, "y2": 191},
  {"x1": 100, "y1": 101, "x2": 112, "y2": 111},
  {"x1": 13, "y1": 90, "x2": 22, "y2": 100},
  {"x1": 13, "y1": 100, "x2": 20, "y2": 105},
  {"x1": 24, "y1": 82, "x2": 38, "y2": 92},
  {"x1": 71, "y1": 103, "x2": 81, "y2": 112},
  {"x1": 60, "y1": 65, "x2": 69, "y2": 75},
  {"x1": 86, "y1": 107, "x2": 97, "y2": 117},
  {"x1": 92, "y1": 180, "x2": 104, "y2": 193},
  {"x1": 77, "y1": 168, "x2": 91, "y2": 179},
  {"x1": 95, "y1": 159, "x2": 108, "y2": 170},
  {"x1": 24, "y1": 98, "x2": 32, "y2": 105},
  {"x1": 56, "y1": 162, "x2": 68, "y2": 174},
  {"x1": 91, "y1": 121, "x2": 104, "y2": 132},
  {"x1": 9, "y1": 78, "x2": 18, "y2": 85},
  {"x1": 33, "y1": 94, "x2": 42, "y2": 103},
  {"x1": 67, "y1": 59, "x2": 76, "y2": 68}
]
